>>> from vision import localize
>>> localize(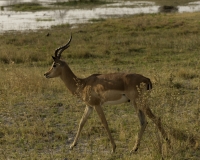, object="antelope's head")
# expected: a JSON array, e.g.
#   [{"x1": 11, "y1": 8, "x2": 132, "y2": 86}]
[{"x1": 44, "y1": 34, "x2": 72, "y2": 78}]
